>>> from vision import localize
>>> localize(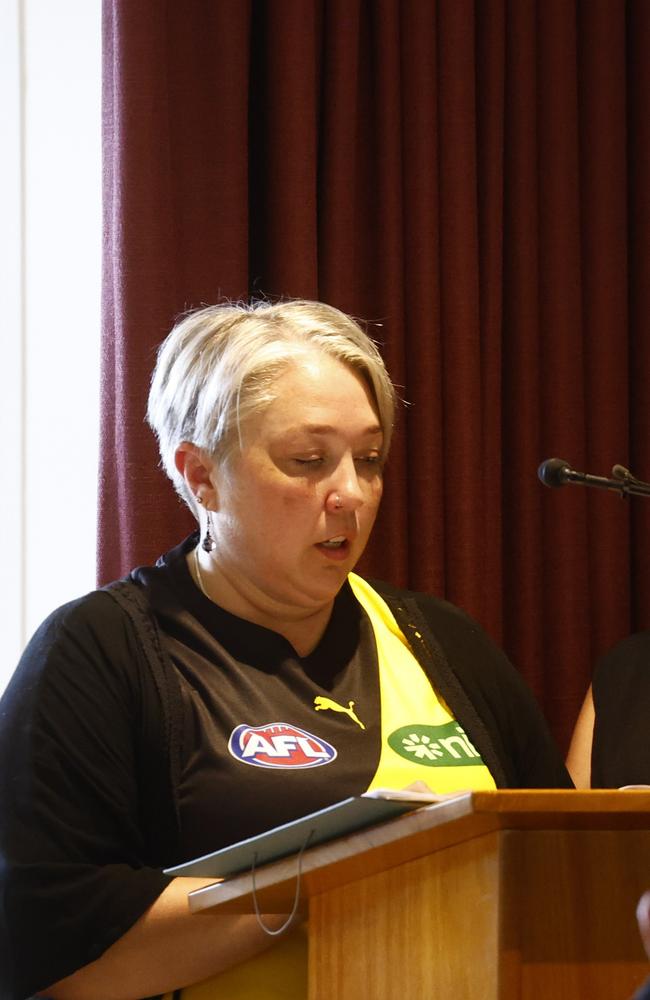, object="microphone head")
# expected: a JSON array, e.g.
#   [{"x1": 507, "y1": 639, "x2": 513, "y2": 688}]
[{"x1": 538, "y1": 458, "x2": 571, "y2": 488}]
